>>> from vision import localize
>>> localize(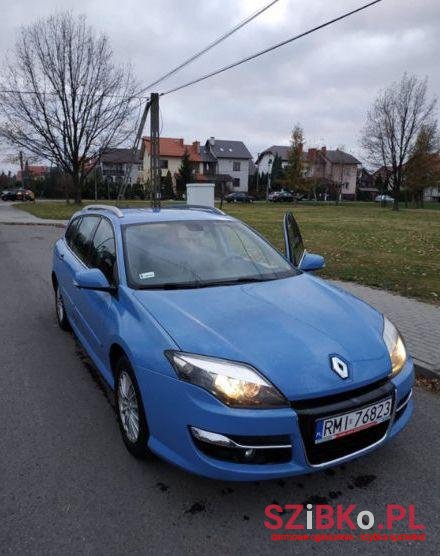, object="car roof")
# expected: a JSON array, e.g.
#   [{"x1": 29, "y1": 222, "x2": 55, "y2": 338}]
[{"x1": 72, "y1": 205, "x2": 235, "y2": 225}]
